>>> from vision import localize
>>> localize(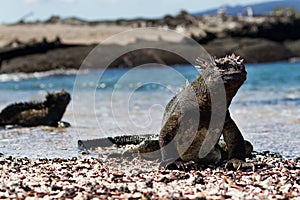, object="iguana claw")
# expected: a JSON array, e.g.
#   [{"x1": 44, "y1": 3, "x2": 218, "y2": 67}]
[
  {"x1": 160, "y1": 160, "x2": 200, "y2": 171},
  {"x1": 225, "y1": 158, "x2": 255, "y2": 171}
]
